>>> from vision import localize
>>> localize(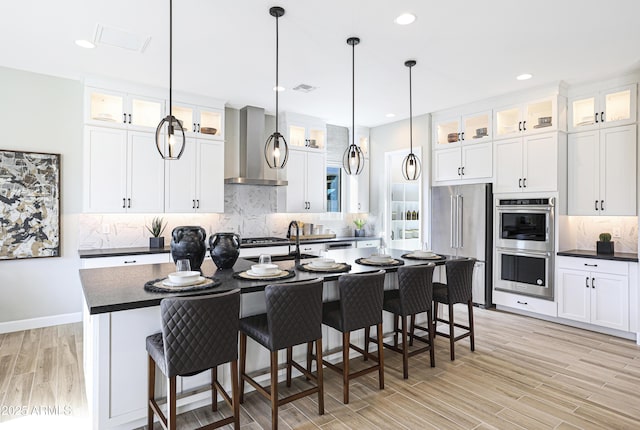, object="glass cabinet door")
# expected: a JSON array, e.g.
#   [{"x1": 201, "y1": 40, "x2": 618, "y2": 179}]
[
  {"x1": 570, "y1": 95, "x2": 597, "y2": 131},
  {"x1": 172, "y1": 105, "x2": 195, "y2": 133},
  {"x1": 435, "y1": 118, "x2": 461, "y2": 147},
  {"x1": 130, "y1": 97, "x2": 163, "y2": 128},
  {"x1": 603, "y1": 87, "x2": 634, "y2": 125},
  {"x1": 462, "y1": 111, "x2": 491, "y2": 142},
  {"x1": 289, "y1": 125, "x2": 306, "y2": 147},
  {"x1": 525, "y1": 99, "x2": 554, "y2": 132},
  {"x1": 495, "y1": 105, "x2": 521, "y2": 138},
  {"x1": 89, "y1": 90, "x2": 124, "y2": 125},
  {"x1": 308, "y1": 127, "x2": 325, "y2": 150},
  {"x1": 199, "y1": 108, "x2": 222, "y2": 137}
]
